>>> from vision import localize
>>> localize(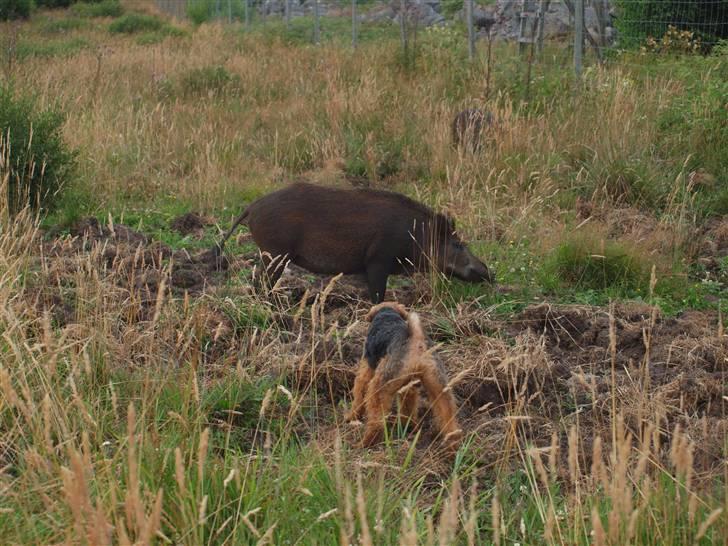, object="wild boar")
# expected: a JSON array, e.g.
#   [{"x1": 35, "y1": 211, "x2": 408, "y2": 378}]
[{"x1": 214, "y1": 182, "x2": 494, "y2": 302}]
